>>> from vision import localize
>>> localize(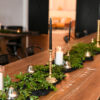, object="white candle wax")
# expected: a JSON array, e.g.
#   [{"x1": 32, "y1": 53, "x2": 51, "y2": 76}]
[
  {"x1": 55, "y1": 51, "x2": 63, "y2": 65},
  {"x1": 0, "y1": 72, "x2": 3, "y2": 90}
]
